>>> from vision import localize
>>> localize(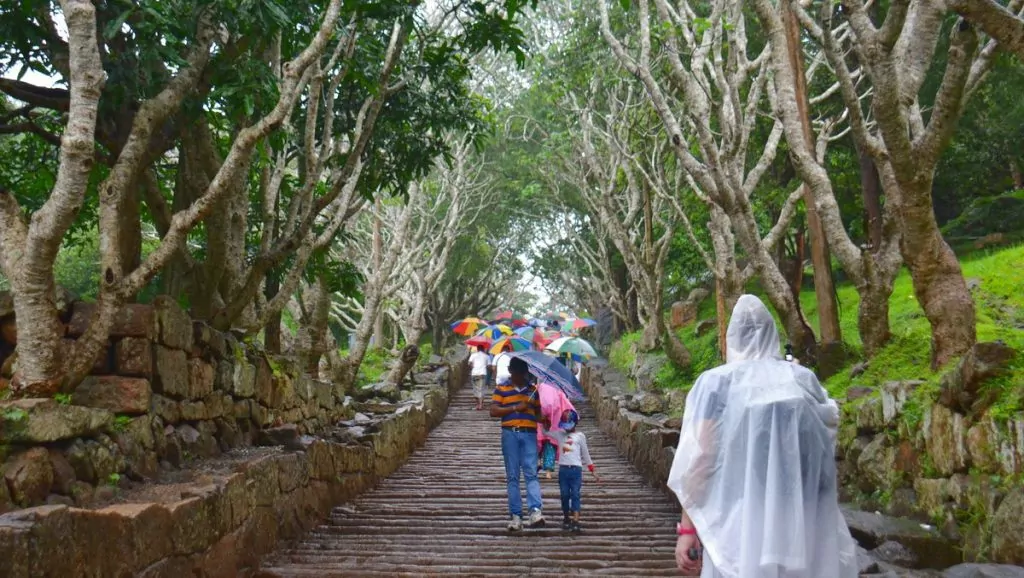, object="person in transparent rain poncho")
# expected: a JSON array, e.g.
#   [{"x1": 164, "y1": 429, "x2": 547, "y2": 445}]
[{"x1": 666, "y1": 295, "x2": 858, "y2": 578}]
